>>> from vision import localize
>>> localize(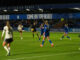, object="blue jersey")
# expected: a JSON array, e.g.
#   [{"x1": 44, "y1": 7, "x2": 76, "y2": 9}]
[
  {"x1": 44, "y1": 24, "x2": 49, "y2": 33},
  {"x1": 64, "y1": 26, "x2": 68, "y2": 32},
  {"x1": 44, "y1": 24, "x2": 50, "y2": 37}
]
